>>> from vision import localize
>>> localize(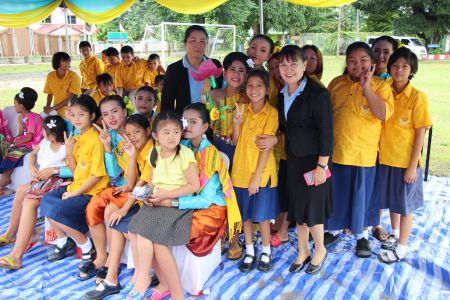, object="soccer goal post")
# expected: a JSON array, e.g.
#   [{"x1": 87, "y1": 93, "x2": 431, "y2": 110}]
[{"x1": 141, "y1": 22, "x2": 236, "y2": 68}]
